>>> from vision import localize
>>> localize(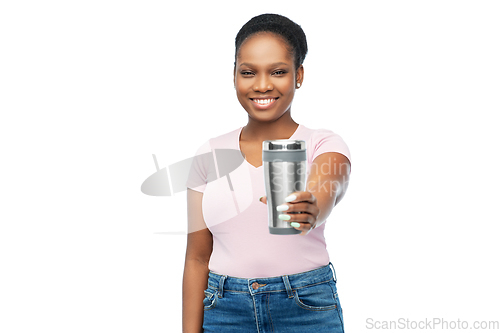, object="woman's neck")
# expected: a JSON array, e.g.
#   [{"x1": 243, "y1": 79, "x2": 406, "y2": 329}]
[{"x1": 241, "y1": 113, "x2": 299, "y2": 143}]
